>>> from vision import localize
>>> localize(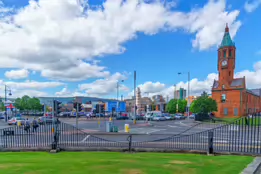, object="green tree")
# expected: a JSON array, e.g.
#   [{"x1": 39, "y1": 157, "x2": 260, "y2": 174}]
[
  {"x1": 20, "y1": 95, "x2": 30, "y2": 111},
  {"x1": 166, "y1": 99, "x2": 177, "y2": 114},
  {"x1": 177, "y1": 99, "x2": 187, "y2": 113},
  {"x1": 0, "y1": 102, "x2": 5, "y2": 111},
  {"x1": 27, "y1": 97, "x2": 42, "y2": 111},
  {"x1": 190, "y1": 95, "x2": 217, "y2": 114},
  {"x1": 167, "y1": 99, "x2": 187, "y2": 114},
  {"x1": 14, "y1": 97, "x2": 22, "y2": 110}
]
